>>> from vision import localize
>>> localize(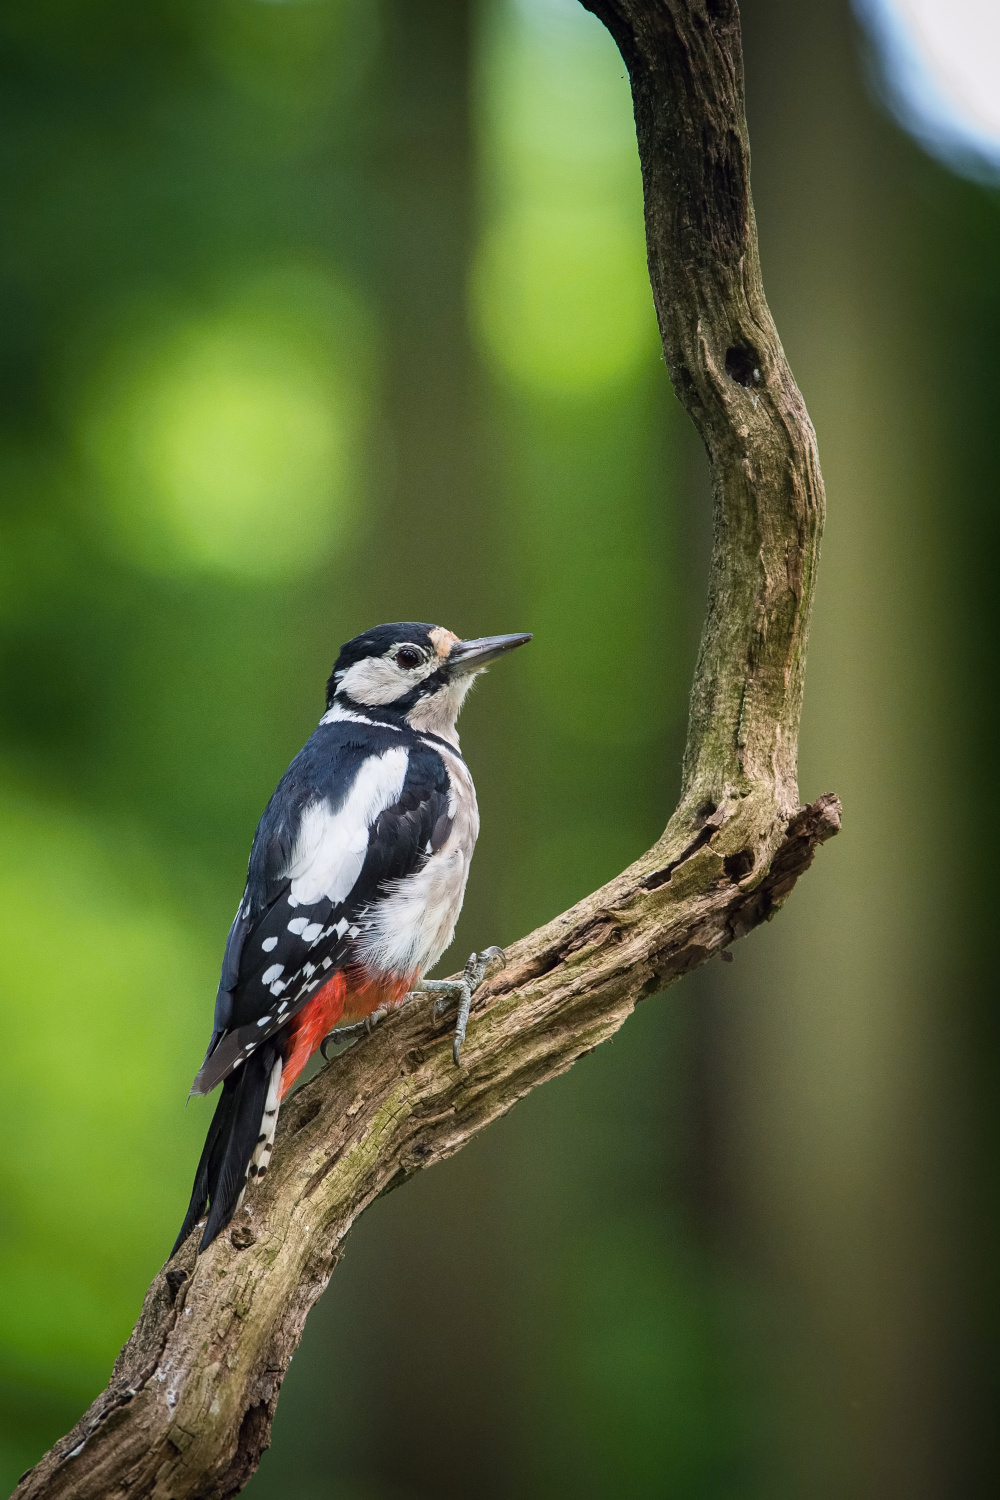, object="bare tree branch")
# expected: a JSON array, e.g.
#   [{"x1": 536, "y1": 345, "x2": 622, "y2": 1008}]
[{"x1": 14, "y1": 3, "x2": 835, "y2": 1496}]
